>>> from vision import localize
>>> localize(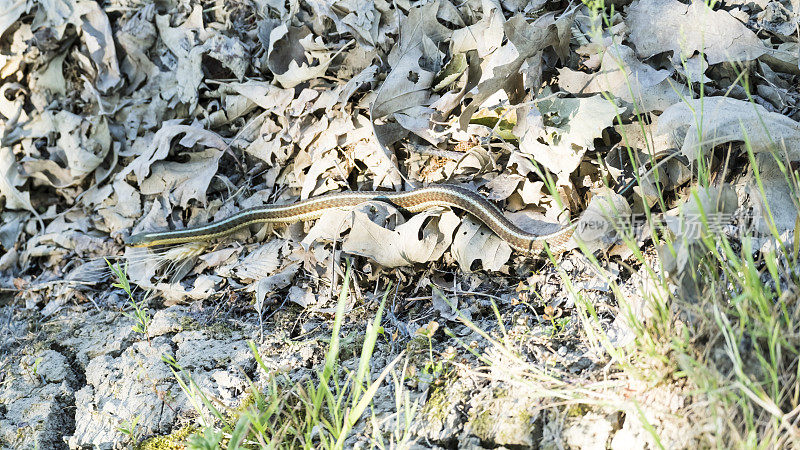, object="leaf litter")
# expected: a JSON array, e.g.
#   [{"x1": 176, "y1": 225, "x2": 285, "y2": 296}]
[{"x1": 0, "y1": 0, "x2": 799, "y2": 448}]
